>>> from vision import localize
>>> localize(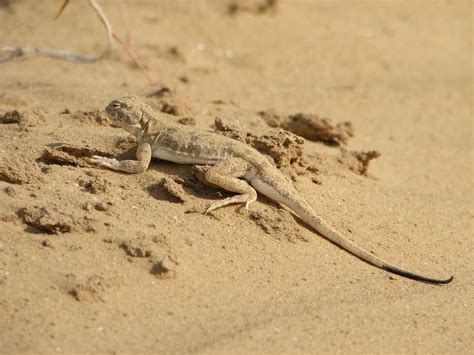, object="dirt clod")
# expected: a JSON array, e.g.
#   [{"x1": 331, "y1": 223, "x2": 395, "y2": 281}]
[
  {"x1": 0, "y1": 158, "x2": 37, "y2": 184},
  {"x1": 259, "y1": 110, "x2": 353, "y2": 145},
  {"x1": 248, "y1": 130, "x2": 306, "y2": 168},
  {"x1": 68, "y1": 275, "x2": 108, "y2": 302},
  {"x1": 156, "y1": 177, "x2": 189, "y2": 202},
  {"x1": 119, "y1": 239, "x2": 154, "y2": 258},
  {"x1": 18, "y1": 206, "x2": 76, "y2": 234},
  {"x1": 78, "y1": 176, "x2": 109, "y2": 194},
  {"x1": 215, "y1": 117, "x2": 306, "y2": 168},
  {"x1": 150, "y1": 255, "x2": 177, "y2": 279},
  {"x1": 0, "y1": 168, "x2": 25, "y2": 184},
  {"x1": 337, "y1": 148, "x2": 381, "y2": 176},
  {"x1": 0, "y1": 110, "x2": 22, "y2": 124}
]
